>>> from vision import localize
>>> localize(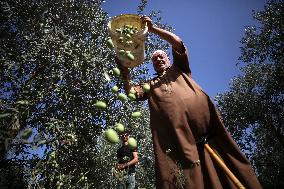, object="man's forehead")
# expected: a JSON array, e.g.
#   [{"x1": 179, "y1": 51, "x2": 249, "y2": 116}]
[{"x1": 152, "y1": 50, "x2": 168, "y2": 59}]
